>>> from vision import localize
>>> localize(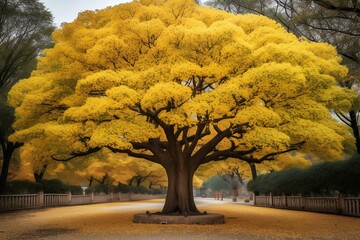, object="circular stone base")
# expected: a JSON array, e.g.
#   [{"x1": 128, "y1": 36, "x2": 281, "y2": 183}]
[{"x1": 133, "y1": 213, "x2": 225, "y2": 224}]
